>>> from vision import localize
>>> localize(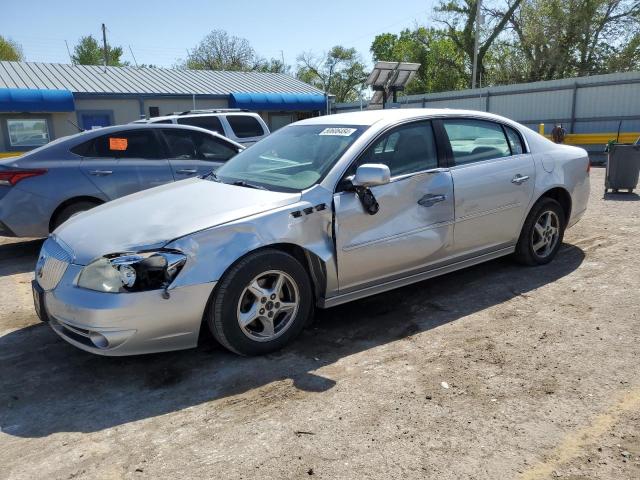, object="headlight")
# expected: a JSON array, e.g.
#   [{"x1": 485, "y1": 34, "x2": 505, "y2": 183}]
[{"x1": 77, "y1": 250, "x2": 186, "y2": 293}]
